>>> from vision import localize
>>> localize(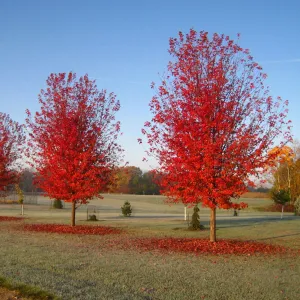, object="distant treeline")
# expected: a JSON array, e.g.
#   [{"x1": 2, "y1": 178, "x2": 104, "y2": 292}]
[
  {"x1": 107, "y1": 166, "x2": 160, "y2": 195},
  {"x1": 17, "y1": 167, "x2": 269, "y2": 196},
  {"x1": 18, "y1": 169, "x2": 42, "y2": 193},
  {"x1": 247, "y1": 186, "x2": 270, "y2": 193},
  {"x1": 18, "y1": 167, "x2": 160, "y2": 195}
]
